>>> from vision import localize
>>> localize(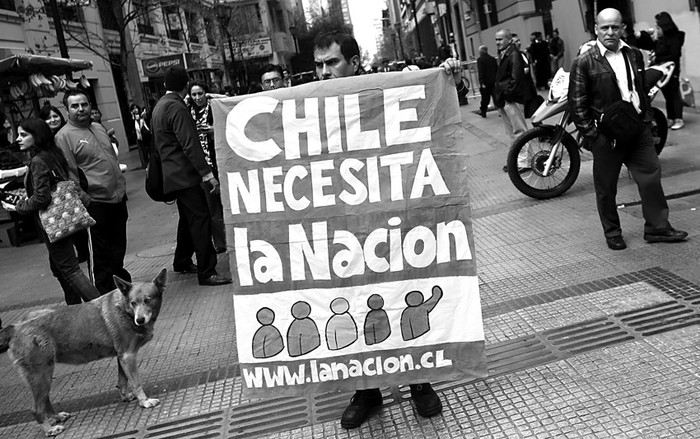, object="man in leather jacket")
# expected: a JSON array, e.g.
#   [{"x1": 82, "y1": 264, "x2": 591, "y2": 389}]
[{"x1": 568, "y1": 8, "x2": 687, "y2": 250}]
